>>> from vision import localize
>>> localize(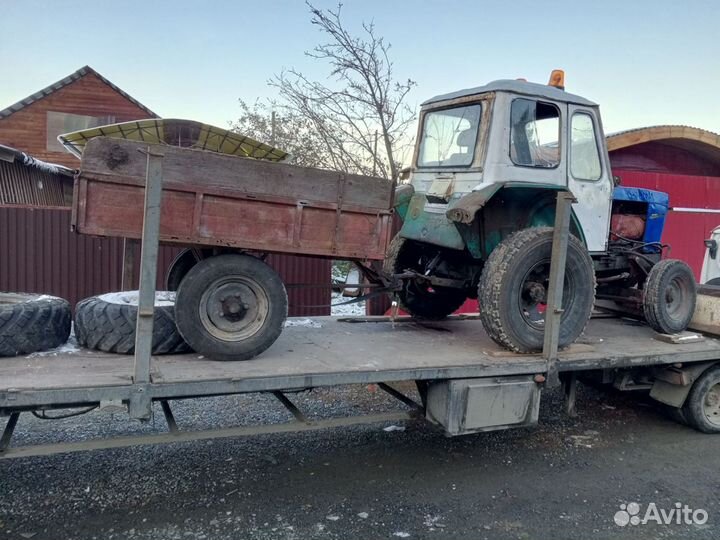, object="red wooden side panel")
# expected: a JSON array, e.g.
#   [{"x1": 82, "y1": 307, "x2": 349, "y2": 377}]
[
  {"x1": 614, "y1": 169, "x2": 720, "y2": 279},
  {"x1": 0, "y1": 208, "x2": 330, "y2": 315}
]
